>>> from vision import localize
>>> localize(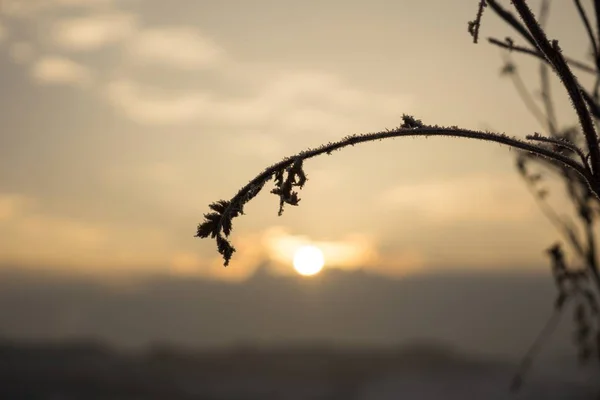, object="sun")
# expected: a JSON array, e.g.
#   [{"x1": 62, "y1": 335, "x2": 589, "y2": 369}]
[{"x1": 293, "y1": 245, "x2": 325, "y2": 276}]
